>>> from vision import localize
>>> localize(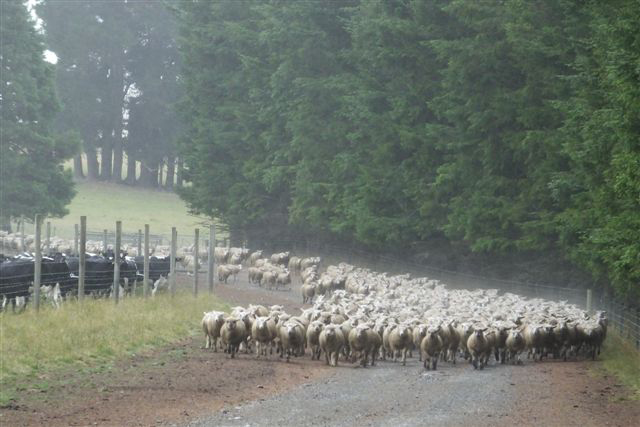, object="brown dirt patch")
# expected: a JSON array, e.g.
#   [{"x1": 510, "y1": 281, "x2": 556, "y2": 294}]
[
  {"x1": 503, "y1": 360, "x2": 640, "y2": 427},
  {"x1": 0, "y1": 274, "x2": 327, "y2": 427}
]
